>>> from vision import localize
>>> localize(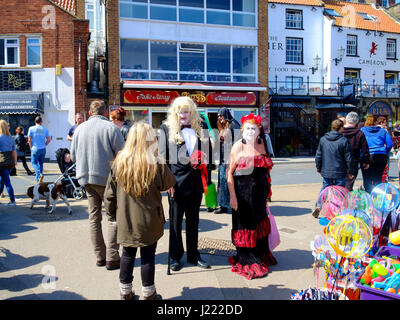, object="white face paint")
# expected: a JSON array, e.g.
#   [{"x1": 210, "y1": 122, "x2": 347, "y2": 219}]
[
  {"x1": 242, "y1": 123, "x2": 260, "y2": 143},
  {"x1": 178, "y1": 108, "x2": 191, "y2": 126}
]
